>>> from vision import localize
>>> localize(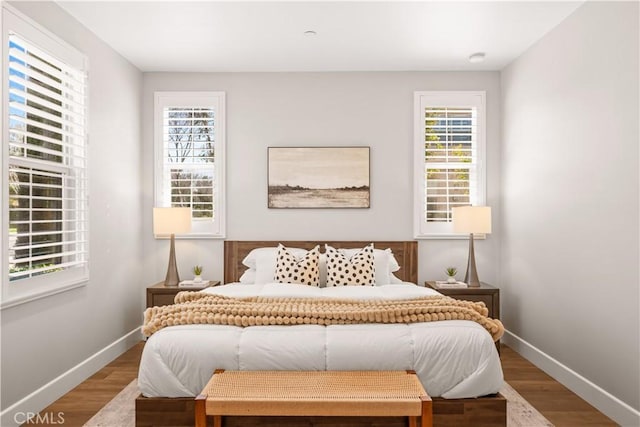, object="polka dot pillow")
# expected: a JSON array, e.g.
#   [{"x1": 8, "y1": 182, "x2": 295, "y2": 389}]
[
  {"x1": 325, "y1": 243, "x2": 376, "y2": 286},
  {"x1": 274, "y1": 244, "x2": 320, "y2": 287}
]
